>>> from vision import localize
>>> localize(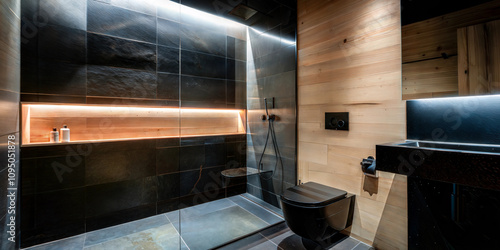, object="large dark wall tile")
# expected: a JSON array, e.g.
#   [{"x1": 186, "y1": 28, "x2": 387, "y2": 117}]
[
  {"x1": 85, "y1": 176, "x2": 157, "y2": 217},
  {"x1": 85, "y1": 140, "x2": 156, "y2": 185},
  {"x1": 38, "y1": 61, "x2": 86, "y2": 95},
  {"x1": 87, "y1": 33, "x2": 156, "y2": 71},
  {"x1": 206, "y1": 143, "x2": 227, "y2": 167},
  {"x1": 21, "y1": 188, "x2": 85, "y2": 247},
  {"x1": 180, "y1": 24, "x2": 226, "y2": 56},
  {"x1": 227, "y1": 59, "x2": 246, "y2": 81},
  {"x1": 156, "y1": 147, "x2": 179, "y2": 174},
  {"x1": 158, "y1": 18, "x2": 180, "y2": 48},
  {"x1": 35, "y1": 156, "x2": 85, "y2": 193},
  {"x1": 39, "y1": 0, "x2": 86, "y2": 30},
  {"x1": 181, "y1": 50, "x2": 226, "y2": 78},
  {"x1": 108, "y1": 0, "x2": 156, "y2": 16},
  {"x1": 180, "y1": 166, "x2": 224, "y2": 196},
  {"x1": 87, "y1": 0, "x2": 156, "y2": 43},
  {"x1": 158, "y1": 46, "x2": 180, "y2": 73},
  {"x1": 38, "y1": 24, "x2": 86, "y2": 63},
  {"x1": 181, "y1": 76, "x2": 226, "y2": 108},
  {"x1": 86, "y1": 204, "x2": 157, "y2": 232},
  {"x1": 87, "y1": 65, "x2": 157, "y2": 99},
  {"x1": 158, "y1": 173, "x2": 180, "y2": 201},
  {"x1": 157, "y1": 73, "x2": 179, "y2": 100},
  {"x1": 180, "y1": 145, "x2": 205, "y2": 171}
]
